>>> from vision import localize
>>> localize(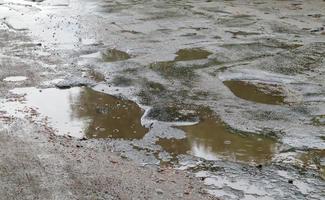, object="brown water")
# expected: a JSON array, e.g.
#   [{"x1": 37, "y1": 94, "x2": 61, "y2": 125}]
[
  {"x1": 174, "y1": 48, "x2": 212, "y2": 61},
  {"x1": 157, "y1": 113, "x2": 278, "y2": 164},
  {"x1": 224, "y1": 80, "x2": 285, "y2": 105},
  {"x1": 9, "y1": 87, "x2": 147, "y2": 139},
  {"x1": 102, "y1": 49, "x2": 131, "y2": 62},
  {"x1": 299, "y1": 150, "x2": 325, "y2": 179},
  {"x1": 149, "y1": 48, "x2": 211, "y2": 80}
]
